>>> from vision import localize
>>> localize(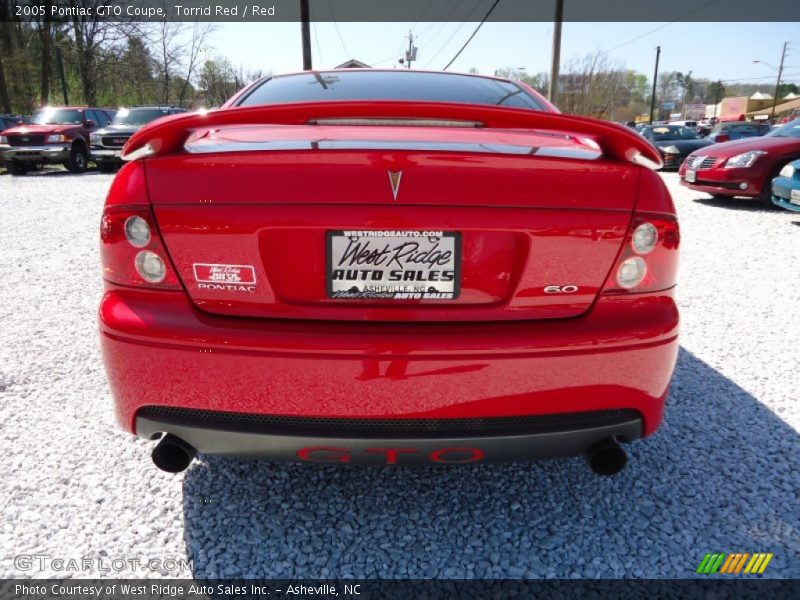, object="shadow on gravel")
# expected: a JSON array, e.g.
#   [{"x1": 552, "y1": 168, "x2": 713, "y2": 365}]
[
  {"x1": 692, "y1": 196, "x2": 782, "y2": 212},
  {"x1": 181, "y1": 348, "x2": 799, "y2": 578}
]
